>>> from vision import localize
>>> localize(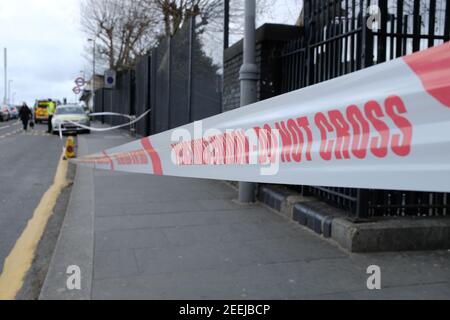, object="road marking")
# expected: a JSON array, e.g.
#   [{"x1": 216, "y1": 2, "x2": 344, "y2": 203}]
[
  {"x1": 21, "y1": 130, "x2": 51, "y2": 137},
  {"x1": 0, "y1": 122, "x2": 20, "y2": 131},
  {"x1": 0, "y1": 152, "x2": 69, "y2": 300}
]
